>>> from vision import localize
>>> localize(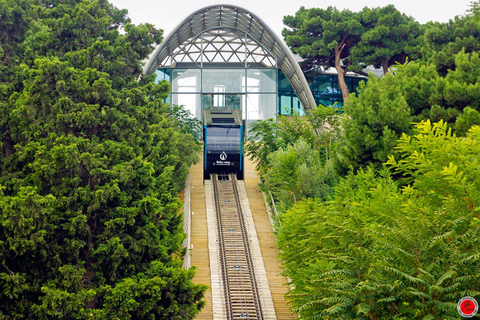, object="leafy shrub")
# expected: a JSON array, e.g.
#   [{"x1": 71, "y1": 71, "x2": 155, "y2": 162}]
[{"x1": 278, "y1": 120, "x2": 480, "y2": 319}]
